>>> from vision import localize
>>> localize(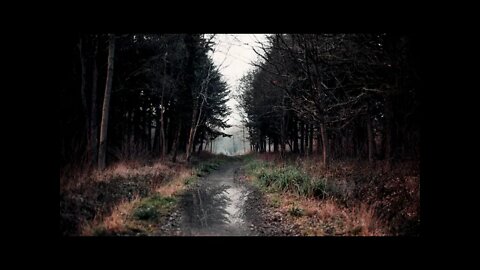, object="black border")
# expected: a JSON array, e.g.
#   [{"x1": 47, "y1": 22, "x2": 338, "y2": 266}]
[{"x1": 32, "y1": 4, "x2": 449, "y2": 258}]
